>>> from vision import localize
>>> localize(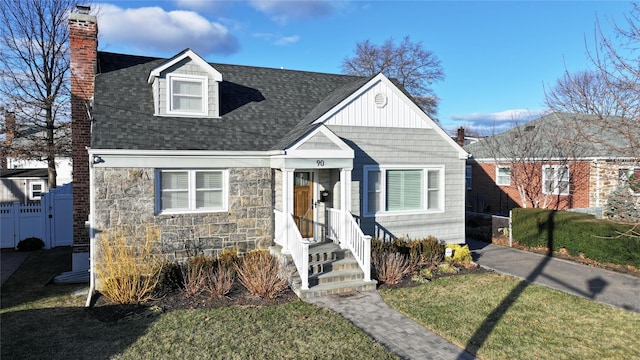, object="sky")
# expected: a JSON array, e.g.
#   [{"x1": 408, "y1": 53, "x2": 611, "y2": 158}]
[{"x1": 93, "y1": 0, "x2": 633, "y2": 135}]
